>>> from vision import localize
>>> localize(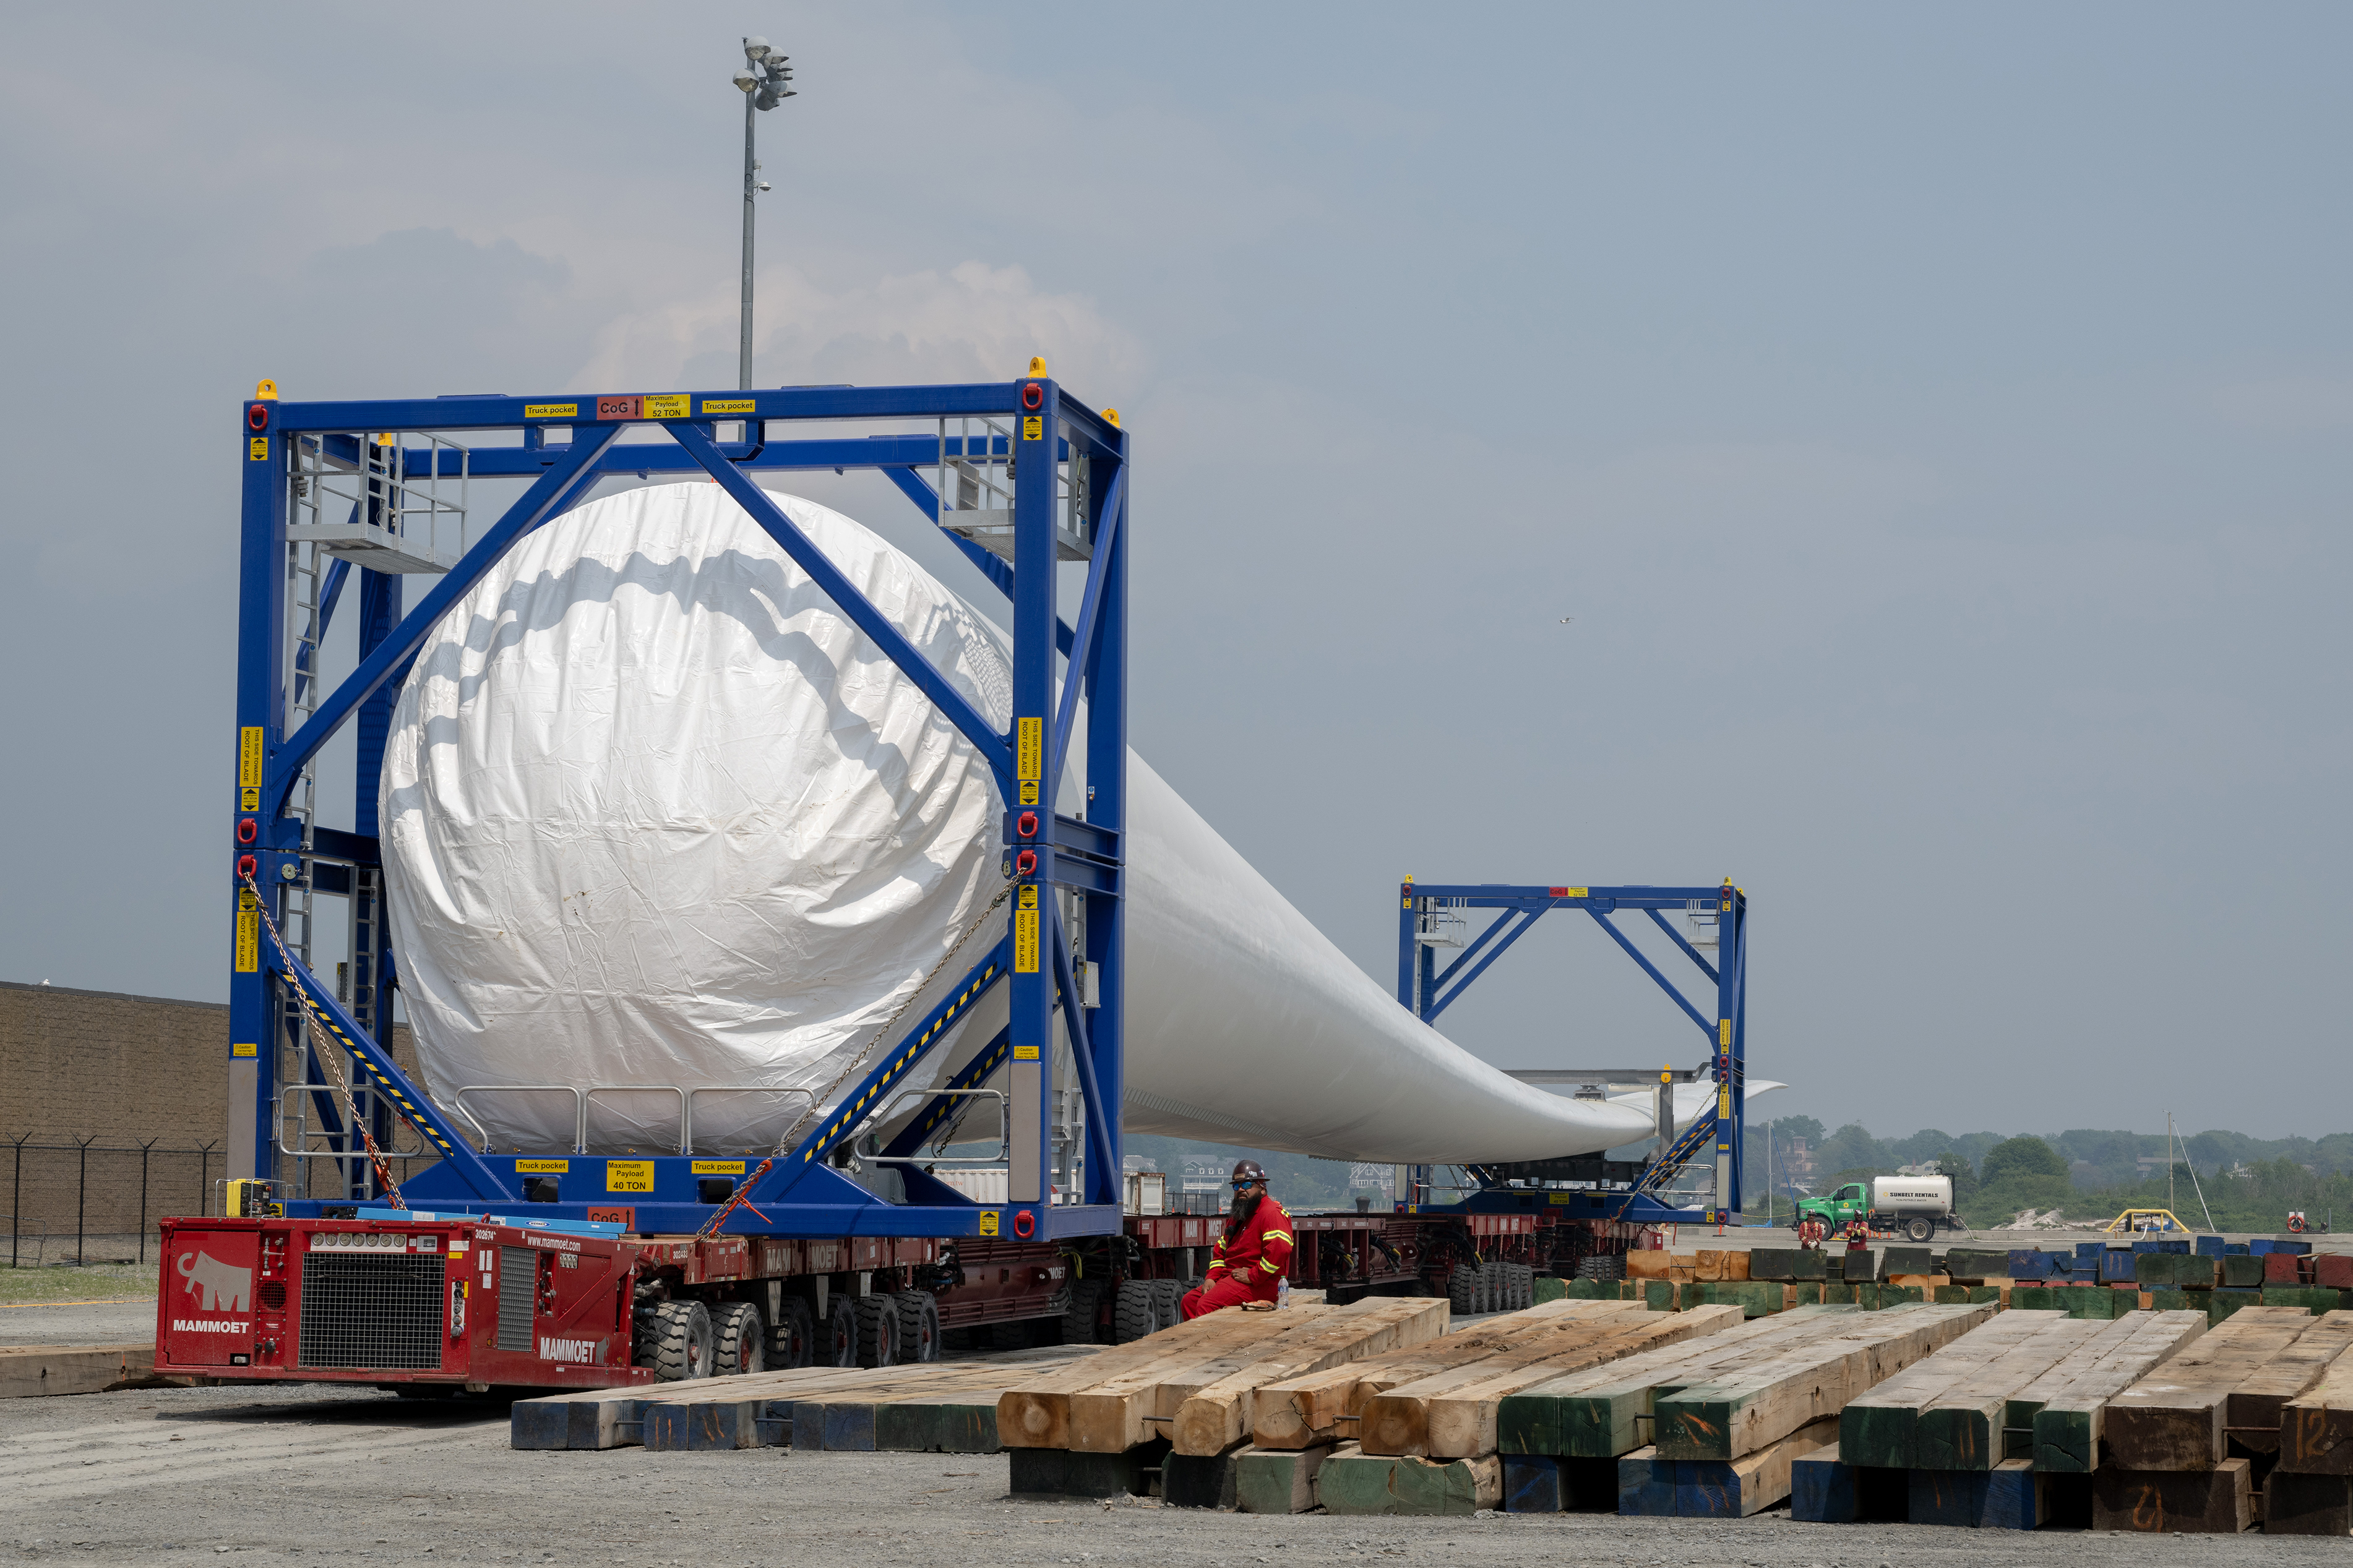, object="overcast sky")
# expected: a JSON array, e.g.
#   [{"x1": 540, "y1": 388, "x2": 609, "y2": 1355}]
[{"x1": 2, "y1": 6, "x2": 2346, "y2": 1141}]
